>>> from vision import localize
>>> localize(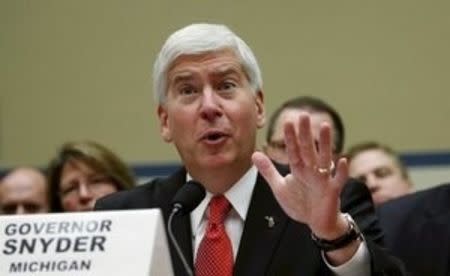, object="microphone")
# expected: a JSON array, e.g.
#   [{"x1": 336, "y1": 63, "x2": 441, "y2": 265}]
[
  {"x1": 171, "y1": 180, "x2": 206, "y2": 216},
  {"x1": 167, "y1": 180, "x2": 206, "y2": 276}
]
